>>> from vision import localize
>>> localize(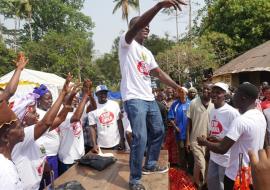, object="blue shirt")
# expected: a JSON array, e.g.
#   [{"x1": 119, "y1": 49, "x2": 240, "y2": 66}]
[{"x1": 168, "y1": 99, "x2": 190, "y2": 140}]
